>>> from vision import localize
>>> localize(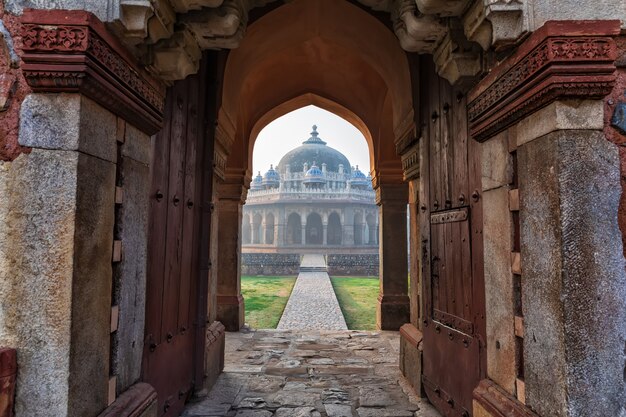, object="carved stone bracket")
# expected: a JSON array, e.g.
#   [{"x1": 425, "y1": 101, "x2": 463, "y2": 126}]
[
  {"x1": 468, "y1": 20, "x2": 619, "y2": 142},
  {"x1": 20, "y1": 9, "x2": 166, "y2": 135},
  {"x1": 462, "y1": 0, "x2": 529, "y2": 51},
  {"x1": 433, "y1": 19, "x2": 482, "y2": 86}
]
